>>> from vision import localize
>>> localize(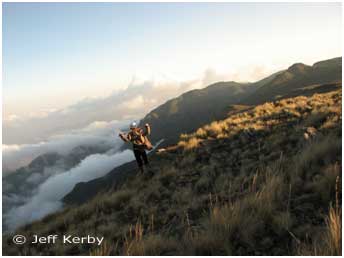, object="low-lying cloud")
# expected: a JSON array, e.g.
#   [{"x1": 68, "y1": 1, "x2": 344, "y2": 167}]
[
  {"x1": 4, "y1": 148, "x2": 134, "y2": 231},
  {"x1": 3, "y1": 120, "x2": 129, "y2": 172},
  {"x1": 3, "y1": 69, "x2": 234, "y2": 145}
]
